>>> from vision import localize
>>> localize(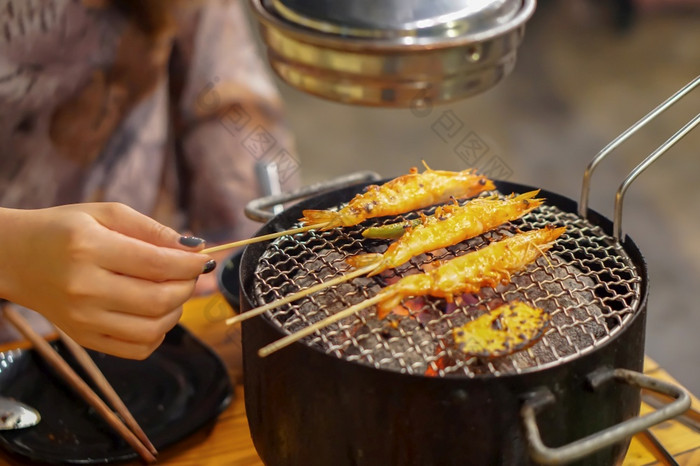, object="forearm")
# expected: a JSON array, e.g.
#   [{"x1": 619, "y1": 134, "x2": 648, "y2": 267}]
[{"x1": 0, "y1": 207, "x2": 31, "y2": 303}]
